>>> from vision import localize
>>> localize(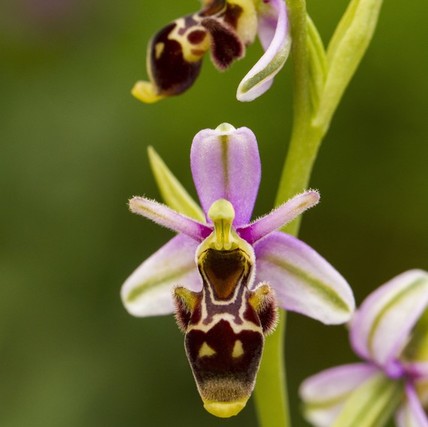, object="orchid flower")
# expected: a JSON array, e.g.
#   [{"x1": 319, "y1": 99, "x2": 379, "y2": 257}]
[
  {"x1": 121, "y1": 123, "x2": 355, "y2": 418},
  {"x1": 300, "y1": 269, "x2": 428, "y2": 427},
  {"x1": 132, "y1": 0, "x2": 291, "y2": 103}
]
